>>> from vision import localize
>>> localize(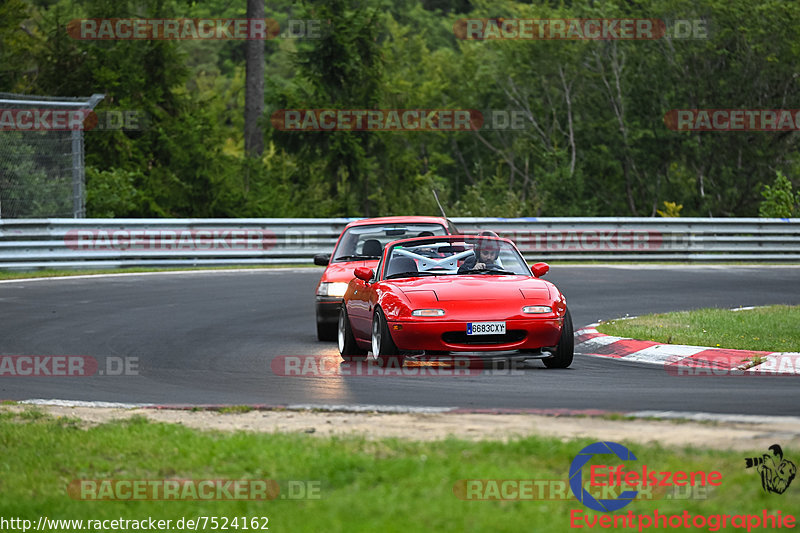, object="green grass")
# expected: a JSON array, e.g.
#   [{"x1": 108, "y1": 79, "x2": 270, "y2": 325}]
[
  {"x1": 596, "y1": 305, "x2": 800, "y2": 351},
  {"x1": 0, "y1": 265, "x2": 316, "y2": 281},
  {"x1": 0, "y1": 408, "x2": 796, "y2": 533}
]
